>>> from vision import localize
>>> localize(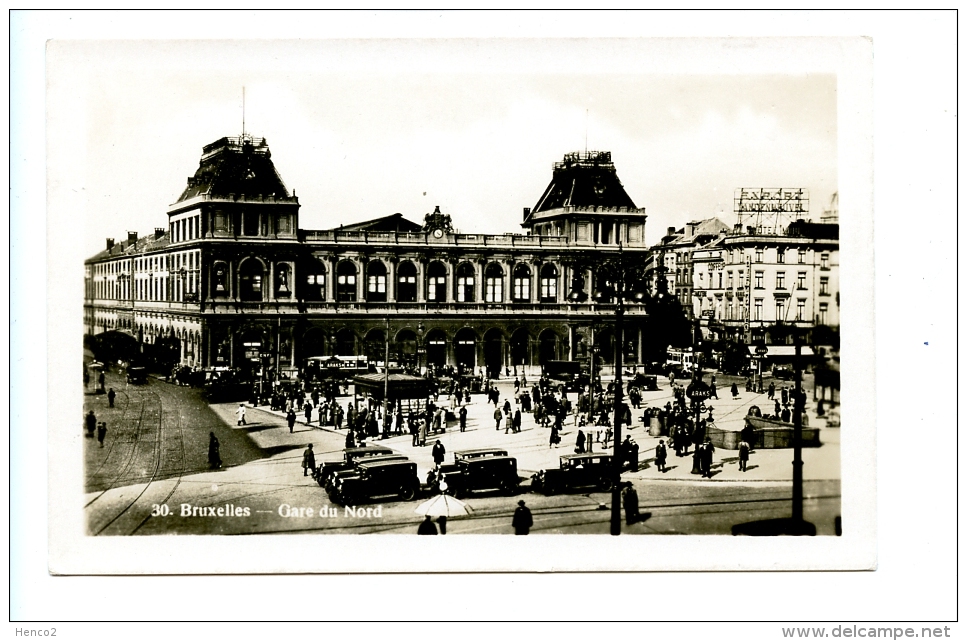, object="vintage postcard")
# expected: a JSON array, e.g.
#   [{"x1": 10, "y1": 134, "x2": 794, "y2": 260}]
[{"x1": 47, "y1": 36, "x2": 875, "y2": 573}]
